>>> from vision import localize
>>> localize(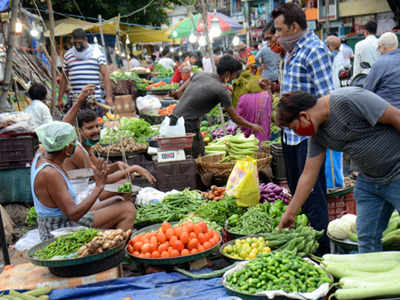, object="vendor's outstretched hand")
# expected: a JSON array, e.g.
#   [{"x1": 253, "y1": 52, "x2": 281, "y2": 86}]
[
  {"x1": 93, "y1": 158, "x2": 108, "y2": 188},
  {"x1": 77, "y1": 84, "x2": 96, "y2": 104},
  {"x1": 278, "y1": 211, "x2": 296, "y2": 231},
  {"x1": 143, "y1": 170, "x2": 157, "y2": 184},
  {"x1": 251, "y1": 124, "x2": 265, "y2": 133}
]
